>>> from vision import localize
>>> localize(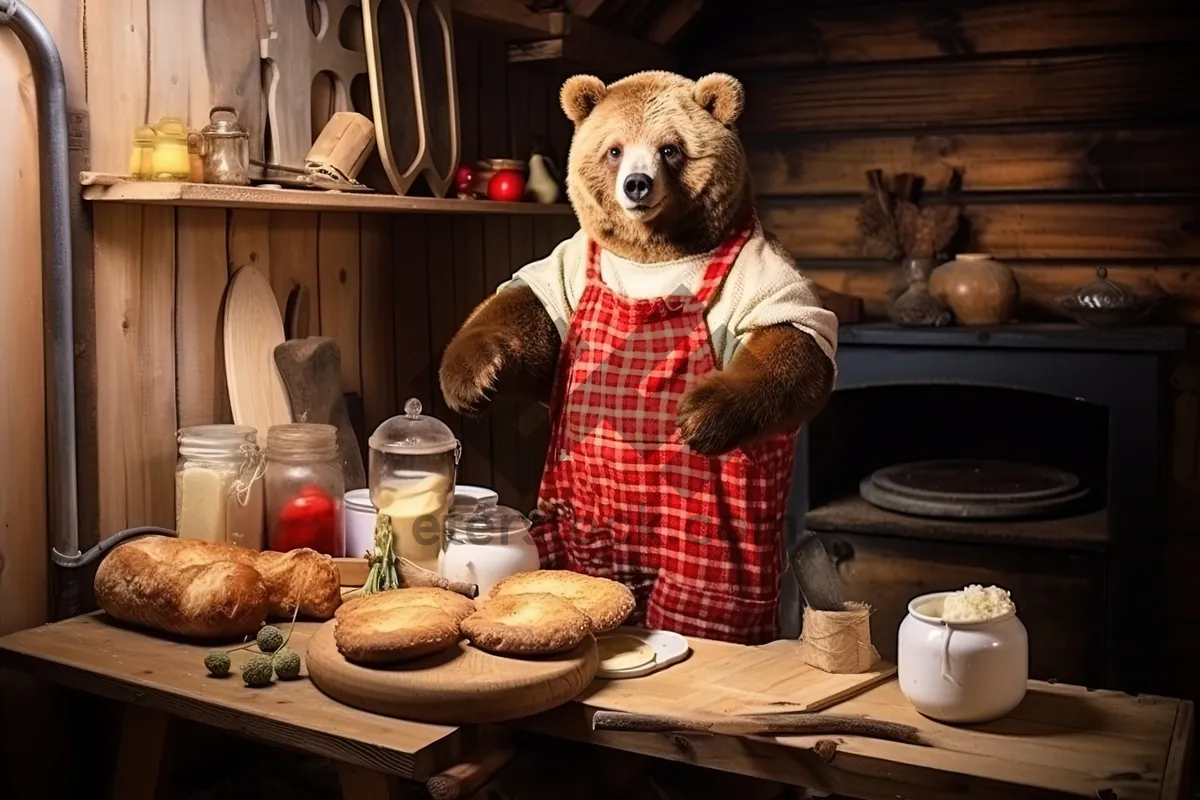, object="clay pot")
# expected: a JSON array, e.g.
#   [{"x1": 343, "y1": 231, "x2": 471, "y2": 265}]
[{"x1": 930, "y1": 253, "x2": 1019, "y2": 326}]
